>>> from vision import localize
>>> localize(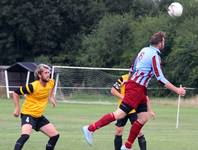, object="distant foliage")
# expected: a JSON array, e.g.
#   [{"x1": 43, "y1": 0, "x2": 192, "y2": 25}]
[
  {"x1": 0, "y1": 0, "x2": 197, "y2": 87},
  {"x1": 77, "y1": 14, "x2": 135, "y2": 68}
]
